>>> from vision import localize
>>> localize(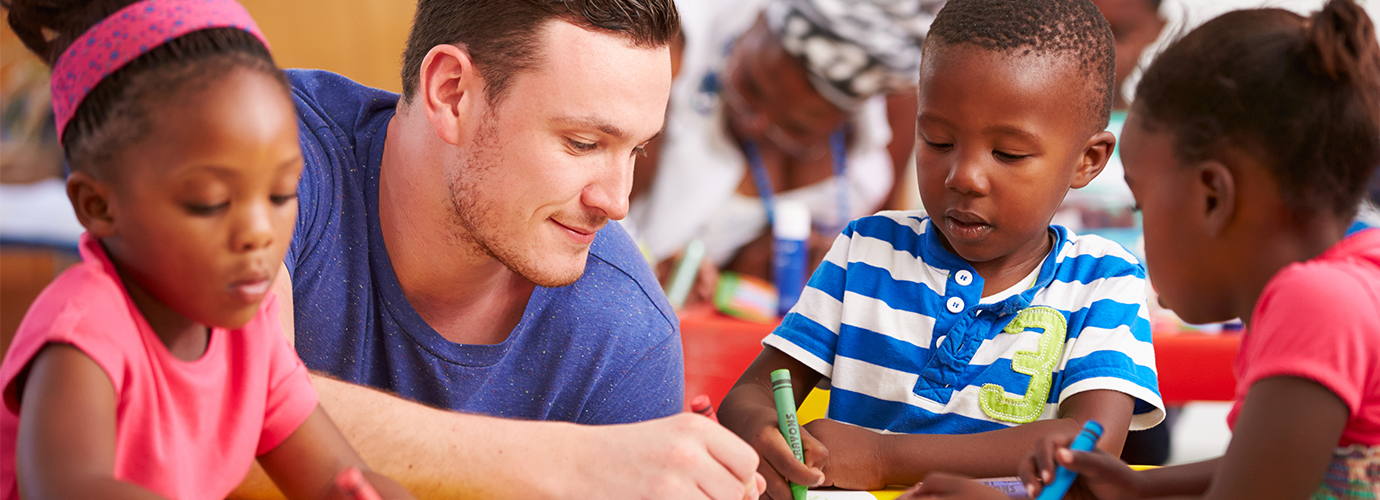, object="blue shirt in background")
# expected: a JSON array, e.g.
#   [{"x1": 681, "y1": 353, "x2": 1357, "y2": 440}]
[{"x1": 283, "y1": 69, "x2": 683, "y2": 424}]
